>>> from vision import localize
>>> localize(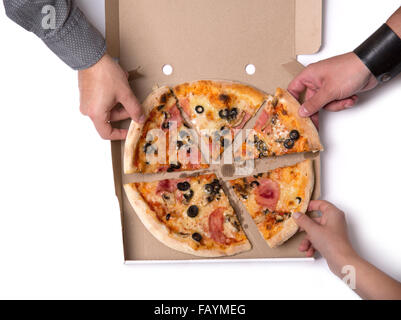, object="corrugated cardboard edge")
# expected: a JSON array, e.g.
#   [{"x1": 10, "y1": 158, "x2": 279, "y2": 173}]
[{"x1": 105, "y1": 0, "x2": 322, "y2": 262}]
